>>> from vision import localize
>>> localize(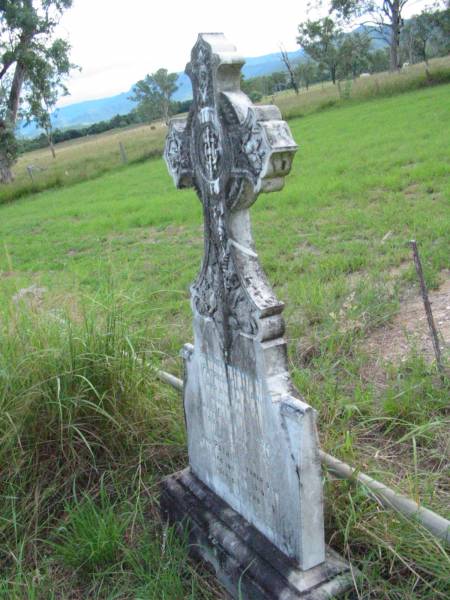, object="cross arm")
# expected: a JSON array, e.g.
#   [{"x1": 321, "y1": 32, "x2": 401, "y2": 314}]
[{"x1": 164, "y1": 117, "x2": 193, "y2": 189}]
